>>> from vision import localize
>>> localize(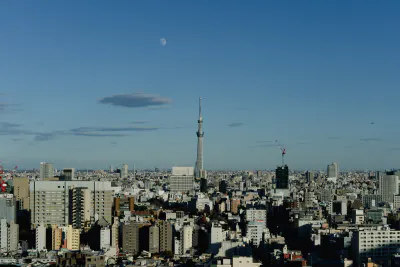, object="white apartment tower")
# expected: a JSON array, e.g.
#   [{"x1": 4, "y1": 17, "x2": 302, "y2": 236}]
[
  {"x1": 36, "y1": 225, "x2": 46, "y2": 251},
  {"x1": 379, "y1": 174, "x2": 399, "y2": 203},
  {"x1": 327, "y1": 162, "x2": 339, "y2": 178},
  {"x1": 170, "y1": 167, "x2": 195, "y2": 192}
]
